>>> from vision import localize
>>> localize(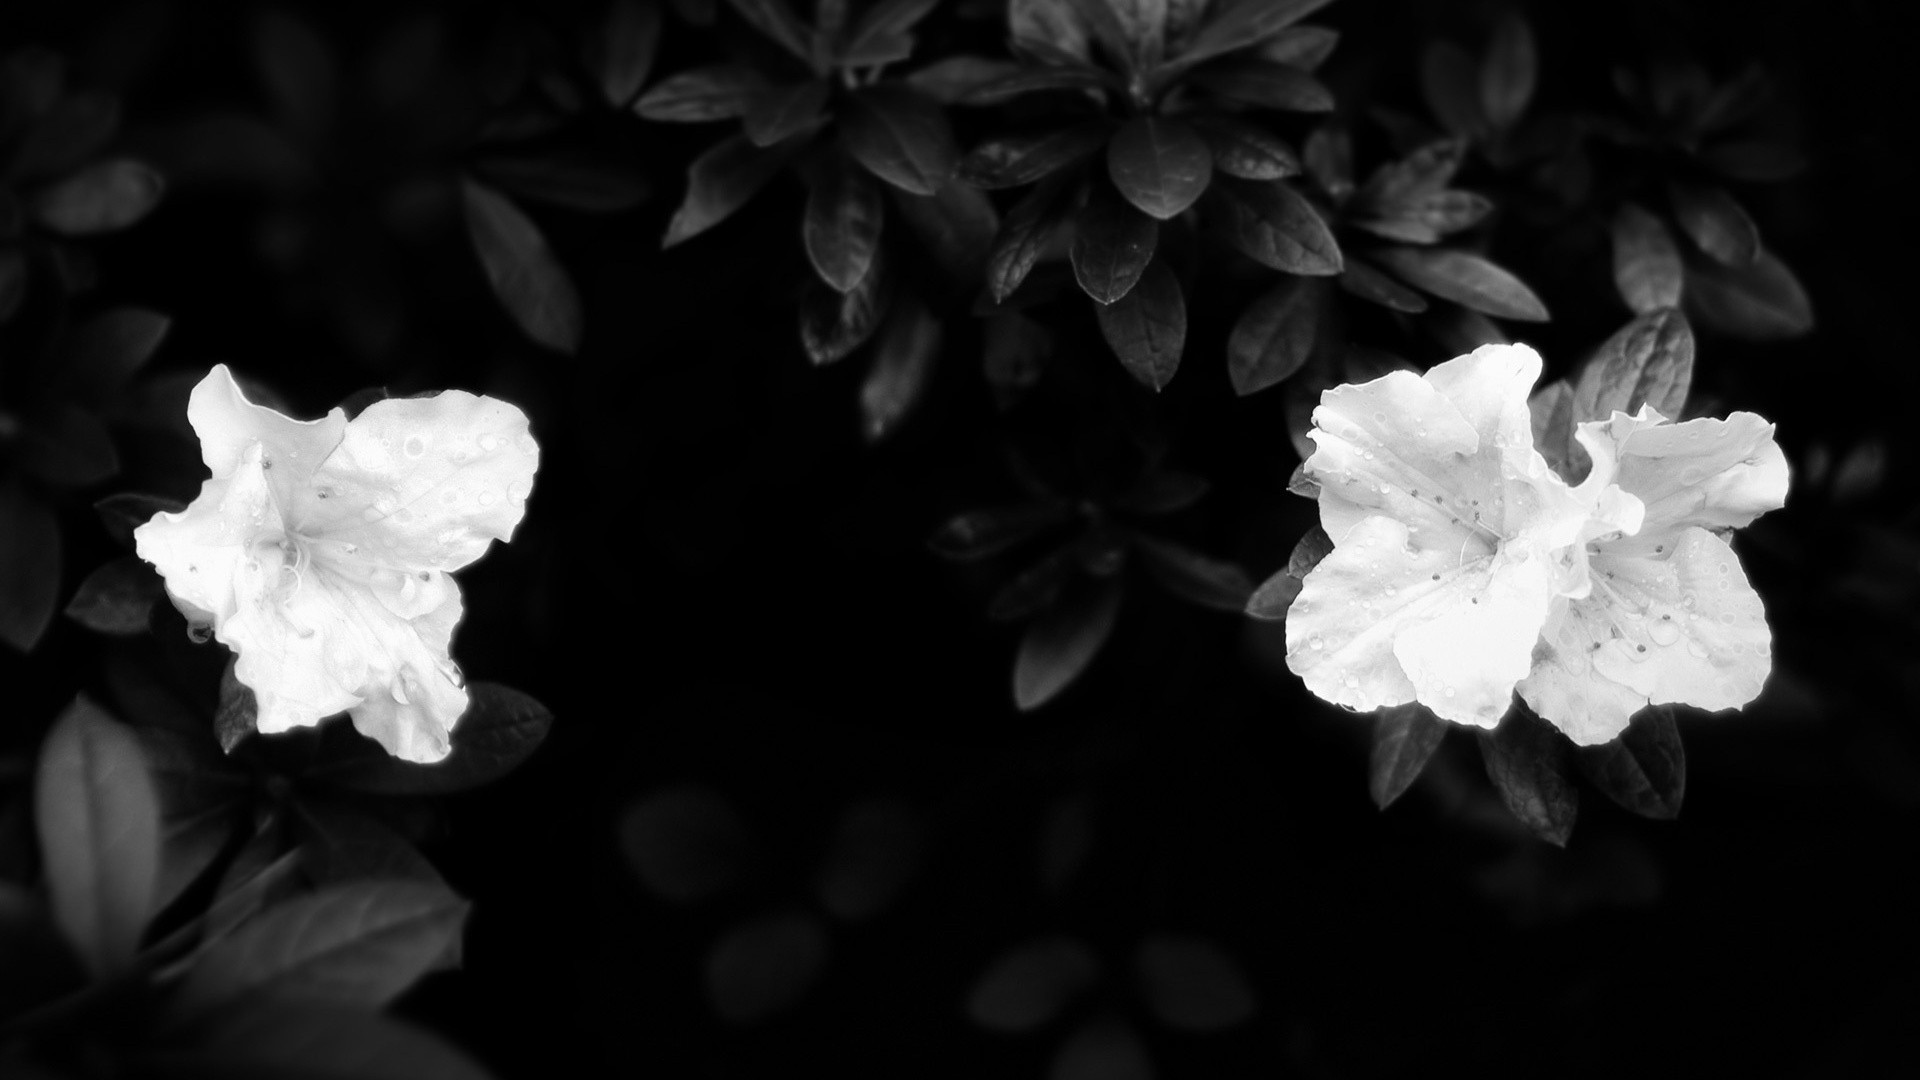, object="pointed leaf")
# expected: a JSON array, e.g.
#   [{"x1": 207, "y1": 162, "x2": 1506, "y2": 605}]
[
  {"x1": 743, "y1": 79, "x2": 830, "y2": 146},
  {"x1": 1009, "y1": 0, "x2": 1092, "y2": 62},
  {"x1": 1369, "y1": 703, "x2": 1449, "y2": 809},
  {"x1": 1570, "y1": 309, "x2": 1695, "y2": 426},
  {"x1": 1528, "y1": 379, "x2": 1575, "y2": 479},
  {"x1": 1479, "y1": 710, "x2": 1579, "y2": 846},
  {"x1": 804, "y1": 156, "x2": 884, "y2": 292},
  {"x1": 1190, "y1": 116, "x2": 1298, "y2": 181},
  {"x1": 1070, "y1": 195, "x2": 1159, "y2": 304},
  {"x1": 634, "y1": 65, "x2": 768, "y2": 121},
  {"x1": 1132, "y1": 536, "x2": 1252, "y2": 611},
  {"x1": 1576, "y1": 706, "x2": 1686, "y2": 820},
  {"x1": 800, "y1": 250, "x2": 892, "y2": 363},
  {"x1": 1301, "y1": 124, "x2": 1351, "y2": 200},
  {"x1": 1372, "y1": 246, "x2": 1548, "y2": 321},
  {"x1": 1610, "y1": 202, "x2": 1683, "y2": 314},
  {"x1": 1669, "y1": 181, "x2": 1760, "y2": 266},
  {"x1": 904, "y1": 55, "x2": 1025, "y2": 103},
  {"x1": 587, "y1": 0, "x2": 663, "y2": 107},
  {"x1": 840, "y1": 87, "x2": 956, "y2": 195},
  {"x1": 1113, "y1": 471, "x2": 1208, "y2": 515},
  {"x1": 1206, "y1": 178, "x2": 1342, "y2": 275},
  {"x1": 1107, "y1": 116, "x2": 1213, "y2": 220},
  {"x1": 724, "y1": 0, "x2": 814, "y2": 63},
  {"x1": 34, "y1": 158, "x2": 165, "y2": 235},
  {"x1": 460, "y1": 179, "x2": 582, "y2": 353},
  {"x1": 860, "y1": 296, "x2": 941, "y2": 441},
  {"x1": 1176, "y1": 0, "x2": 1331, "y2": 69},
  {"x1": 957, "y1": 123, "x2": 1109, "y2": 190},
  {"x1": 63, "y1": 556, "x2": 161, "y2": 636},
  {"x1": 1246, "y1": 523, "x2": 1330, "y2": 620},
  {"x1": 1228, "y1": 275, "x2": 1322, "y2": 395},
  {"x1": 662, "y1": 133, "x2": 792, "y2": 247},
  {"x1": 1478, "y1": 11, "x2": 1536, "y2": 129},
  {"x1": 929, "y1": 503, "x2": 1070, "y2": 561},
  {"x1": 1191, "y1": 60, "x2": 1334, "y2": 112},
  {"x1": 1339, "y1": 256, "x2": 1429, "y2": 313},
  {"x1": 0, "y1": 487, "x2": 60, "y2": 652},
  {"x1": 1683, "y1": 248, "x2": 1813, "y2": 340},
  {"x1": 1257, "y1": 24, "x2": 1339, "y2": 71},
  {"x1": 1014, "y1": 576, "x2": 1123, "y2": 710},
  {"x1": 890, "y1": 180, "x2": 999, "y2": 284},
  {"x1": 960, "y1": 66, "x2": 1110, "y2": 105},
  {"x1": 301, "y1": 683, "x2": 554, "y2": 795},
  {"x1": 987, "y1": 173, "x2": 1078, "y2": 303},
  {"x1": 1096, "y1": 258, "x2": 1184, "y2": 390},
  {"x1": 1354, "y1": 138, "x2": 1465, "y2": 208}
]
